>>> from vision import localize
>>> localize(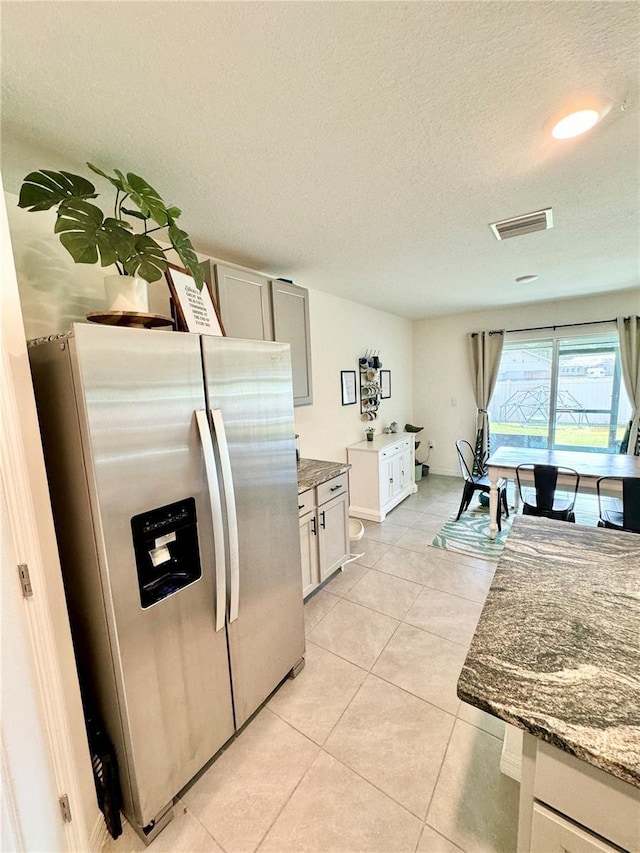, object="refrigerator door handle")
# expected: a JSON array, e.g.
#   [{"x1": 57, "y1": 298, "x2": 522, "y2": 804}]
[
  {"x1": 196, "y1": 409, "x2": 227, "y2": 632},
  {"x1": 211, "y1": 408, "x2": 240, "y2": 623}
]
